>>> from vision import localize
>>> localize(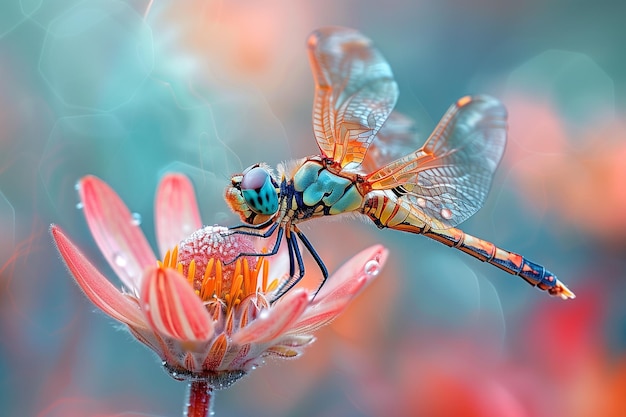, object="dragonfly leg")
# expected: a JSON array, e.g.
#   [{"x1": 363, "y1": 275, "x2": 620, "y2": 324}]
[
  {"x1": 228, "y1": 217, "x2": 275, "y2": 231},
  {"x1": 223, "y1": 224, "x2": 283, "y2": 266},
  {"x1": 226, "y1": 221, "x2": 279, "y2": 238},
  {"x1": 271, "y1": 230, "x2": 306, "y2": 302},
  {"x1": 294, "y1": 226, "x2": 329, "y2": 298}
]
